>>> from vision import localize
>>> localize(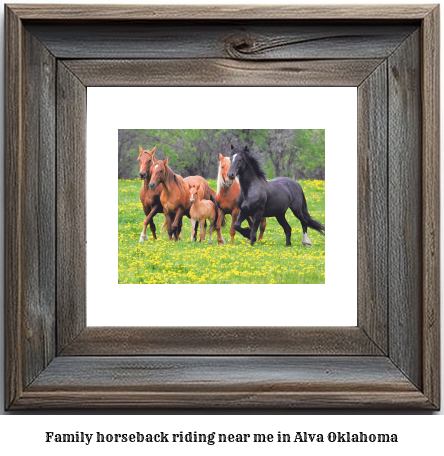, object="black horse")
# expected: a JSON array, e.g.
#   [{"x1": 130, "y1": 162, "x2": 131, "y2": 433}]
[{"x1": 227, "y1": 145, "x2": 325, "y2": 247}]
